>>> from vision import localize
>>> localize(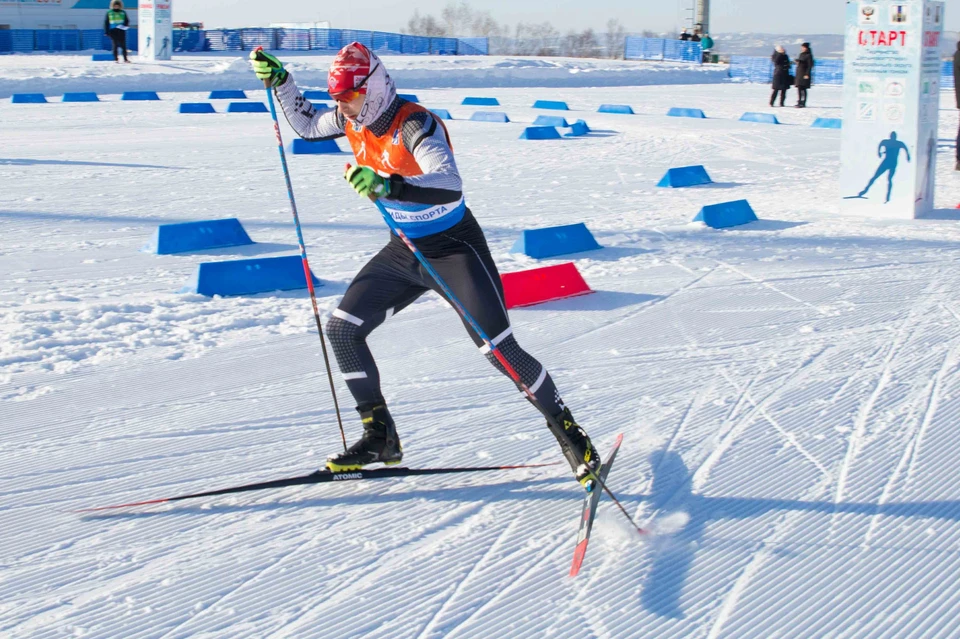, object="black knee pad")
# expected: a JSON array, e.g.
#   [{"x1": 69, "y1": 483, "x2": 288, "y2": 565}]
[{"x1": 327, "y1": 316, "x2": 366, "y2": 374}]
